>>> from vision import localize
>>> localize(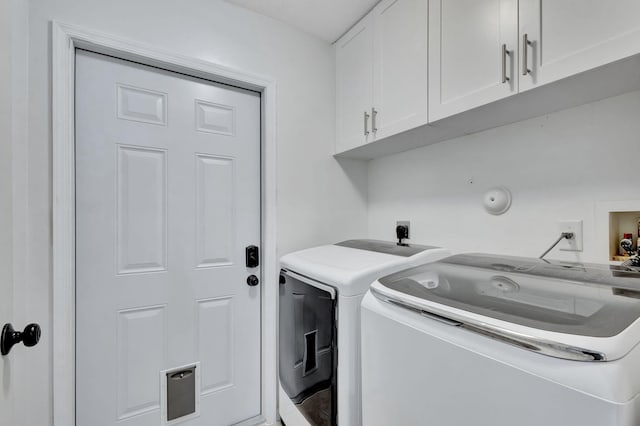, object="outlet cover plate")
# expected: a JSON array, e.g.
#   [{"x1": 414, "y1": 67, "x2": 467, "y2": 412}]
[
  {"x1": 558, "y1": 220, "x2": 583, "y2": 251},
  {"x1": 396, "y1": 221, "x2": 410, "y2": 239}
]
